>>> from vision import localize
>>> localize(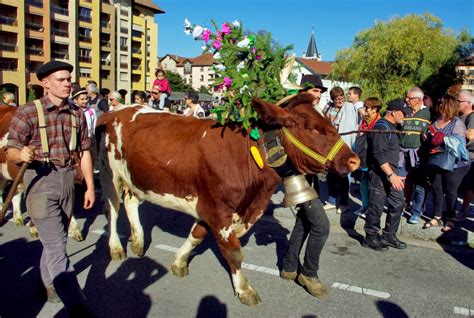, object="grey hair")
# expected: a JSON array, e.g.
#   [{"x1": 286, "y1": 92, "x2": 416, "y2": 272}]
[
  {"x1": 110, "y1": 91, "x2": 122, "y2": 101},
  {"x1": 459, "y1": 90, "x2": 473, "y2": 104},
  {"x1": 88, "y1": 83, "x2": 99, "y2": 94},
  {"x1": 407, "y1": 87, "x2": 424, "y2": 99},
  {"x1": 3, "y1": 92, "x2": 15, "y2": 103}
]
